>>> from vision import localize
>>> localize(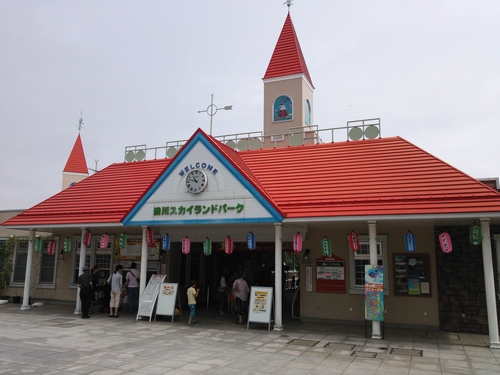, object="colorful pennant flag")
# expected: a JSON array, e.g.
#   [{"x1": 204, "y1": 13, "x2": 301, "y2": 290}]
[
  {"x1": 322, "y1": 236, "x2": 332, "y2": 256},
  {"x1": 293, "y1": 232, "x2": 303, "y2": 253},
  {"x1": 119, "y1": 233, "x2": 127, "y2": 249},
  {"x1": 100, "y1": 233, "x2": 109, "y2": 249},
  {"x1": 439, "y1": 232, "x2": 453, "y2": 253},
  {"x1": 224, "y1": 236, "x2": 233, "y2": 255},
  {"x1": 348, "y1": 231, "x2": 360, "y2": 252},
  {"x1": 246, "y1": 232, "x2": 256, "y2": 250},
  {"x1": 182, "y1": 237, "x2": 190, "y2": 255},
  {"x1": 63, "y1": 238, "x2": 71, "y2": 253},
  {"x1": 404, "y1": 231, "x2": 416, "y2": 253},
  {"x1": 469, "y1": 225, "x2": 482, "y2": 245},
  {"x1": 203, "y1": 237, "x2": 212, "y2": 256},
  {"x1": 162, "y1": 233, "x2": 171, "y2": 251}
]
